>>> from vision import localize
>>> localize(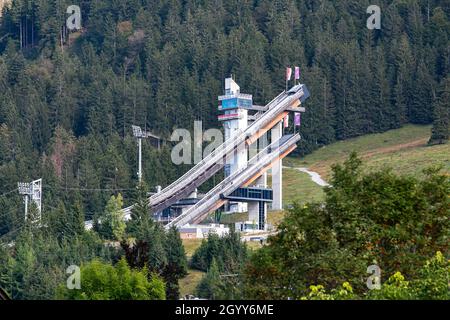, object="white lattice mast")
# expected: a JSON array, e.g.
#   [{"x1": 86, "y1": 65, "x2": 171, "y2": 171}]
[{"x1": 18, "y1": 179, "x2": 42, "y2": 222}]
